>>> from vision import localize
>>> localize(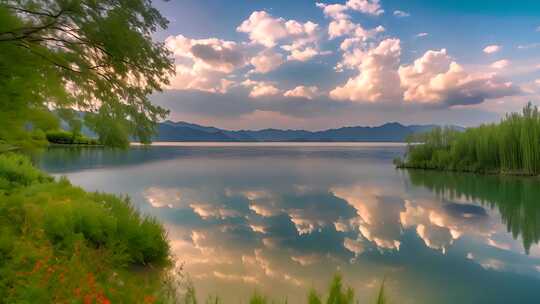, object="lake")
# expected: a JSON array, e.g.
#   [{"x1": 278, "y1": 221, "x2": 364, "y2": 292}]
[{"x1": 37, "y1": 143, "x2": 540, "y2": 303}]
